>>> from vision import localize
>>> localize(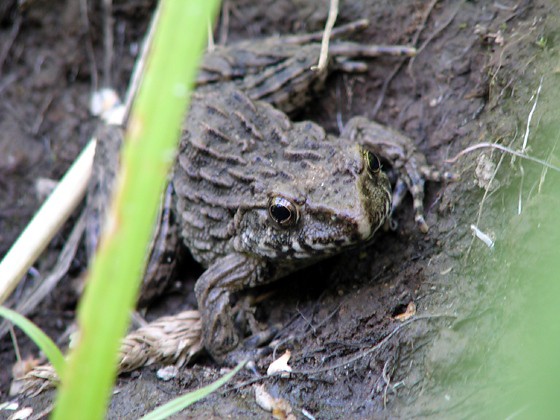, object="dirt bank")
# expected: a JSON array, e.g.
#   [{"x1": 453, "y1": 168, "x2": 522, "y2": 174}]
[{"x1": 1, "y1": 0, "x2": 554, "y2": 417}]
